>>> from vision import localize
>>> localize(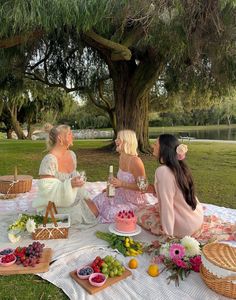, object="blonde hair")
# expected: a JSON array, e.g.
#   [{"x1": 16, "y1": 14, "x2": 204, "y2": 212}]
[
  {"x1": 118, "y1": 129, "x2": 138, "y2": 156},
  {"x1": 44, "y1": 123, "x2": 71, "y2": 151}
]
